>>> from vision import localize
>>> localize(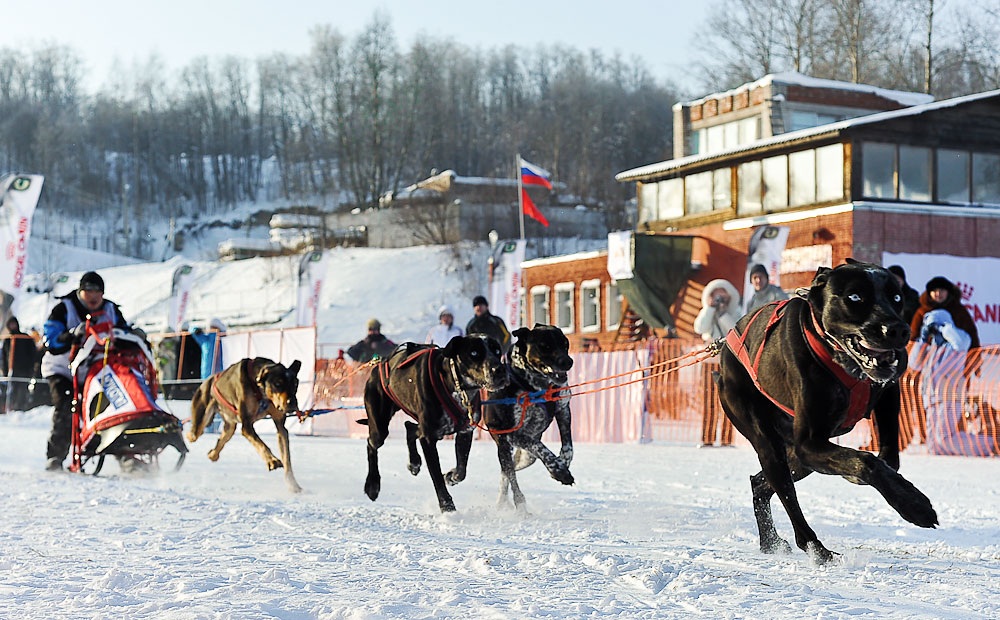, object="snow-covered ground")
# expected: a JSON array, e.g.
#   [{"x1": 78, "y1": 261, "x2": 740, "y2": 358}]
[{"x1": 1, "y1": 408, "x2": 998, "y2": 619}]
